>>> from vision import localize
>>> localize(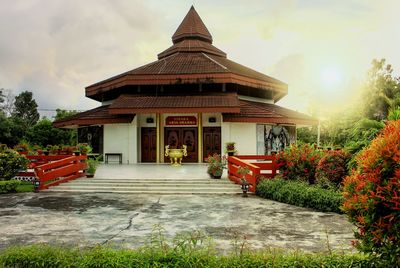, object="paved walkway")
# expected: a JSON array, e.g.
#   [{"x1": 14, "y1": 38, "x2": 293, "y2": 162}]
[{"x1": 0, "y1": 192, "x2": 355, "y2": 253}]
